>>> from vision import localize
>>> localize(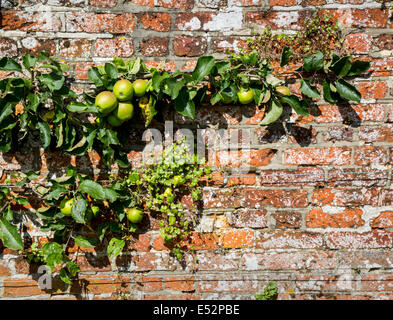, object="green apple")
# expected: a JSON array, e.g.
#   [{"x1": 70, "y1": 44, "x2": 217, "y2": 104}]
[
  {"x1": 95, "y1": 91, "x2": 118, "y2": 115},
  {"x1": 237, "y1": 88, "x2": 254, "y2": 105},
  {"x1": 133, "y1": 79, "x2": 148, "y2": 97},
  {"x1": 125, "y1": 207, "x2": 144, "y2": 224},
  {"x1": 113, "y1": 101, "x2": 134, "y2": 121},
  {"x1": 107, "y1": 114, "x2": 124, "y2": 127},
  {"x1": 60, "y1": 198, "x2": 74, "y2": 216},
  {"x1": 113, "y1": 79, "x2": 134, "y2": 101}
]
